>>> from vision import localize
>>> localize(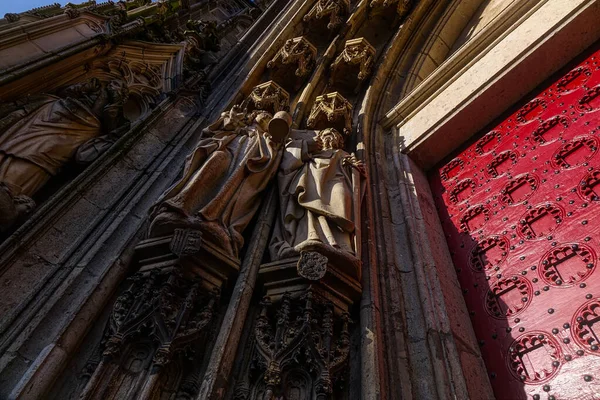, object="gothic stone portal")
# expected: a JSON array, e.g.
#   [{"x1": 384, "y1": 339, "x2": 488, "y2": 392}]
[{"x1": 429, "y1": 44, "x2": 600, "y2": 400}]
